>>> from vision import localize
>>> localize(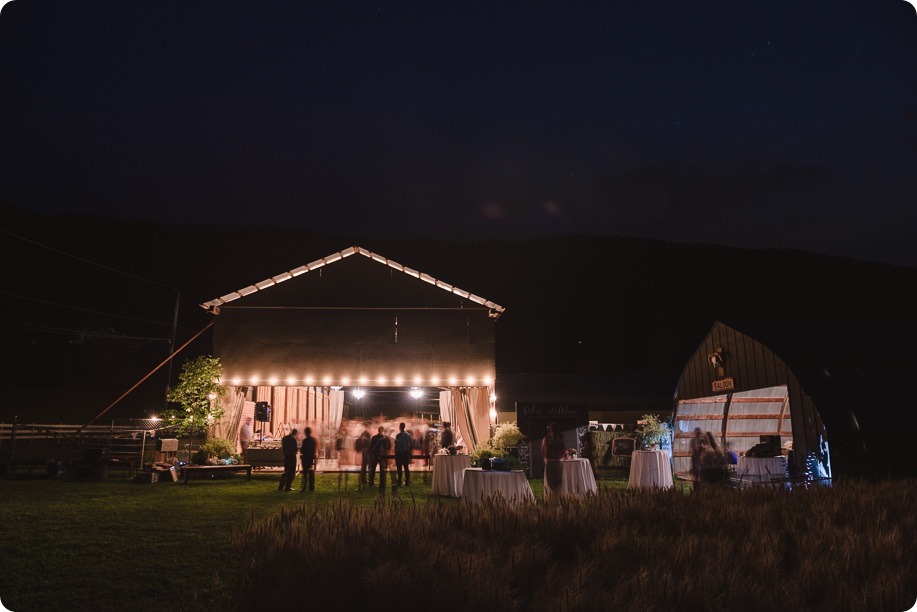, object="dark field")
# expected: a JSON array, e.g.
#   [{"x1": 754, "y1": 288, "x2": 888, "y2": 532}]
[{"x1": 0, "y1": 473, "x2": 913, "y2": 611}]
